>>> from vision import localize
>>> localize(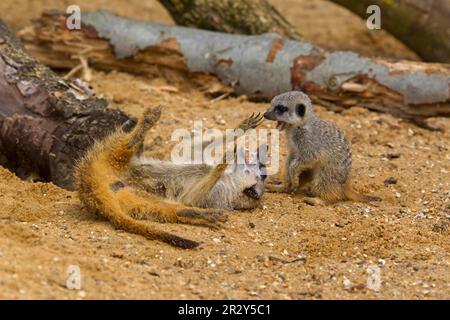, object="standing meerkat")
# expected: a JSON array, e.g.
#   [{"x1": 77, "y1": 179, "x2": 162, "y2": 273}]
[
  {"x1": 263, "y1": 91, "x2": 380, "y2": 203},
  {"x1": 75, "y1": 106, "x2": 266, "y2": 249}
]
